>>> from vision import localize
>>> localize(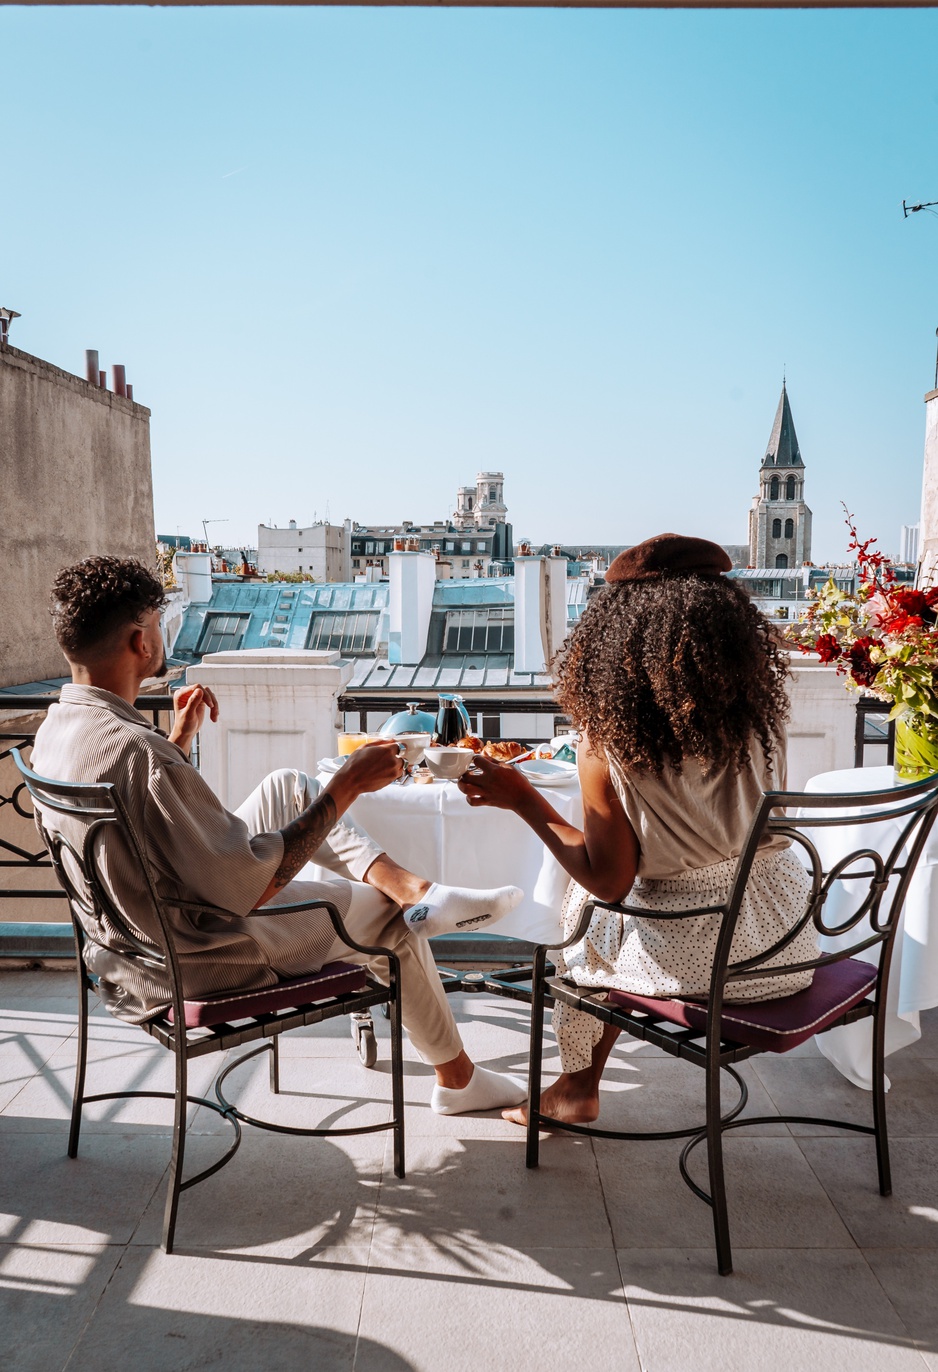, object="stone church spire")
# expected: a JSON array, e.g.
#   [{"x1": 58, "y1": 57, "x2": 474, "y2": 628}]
[{"x1": 748, "y1": 383, "x2": 813, "y2": 568}]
